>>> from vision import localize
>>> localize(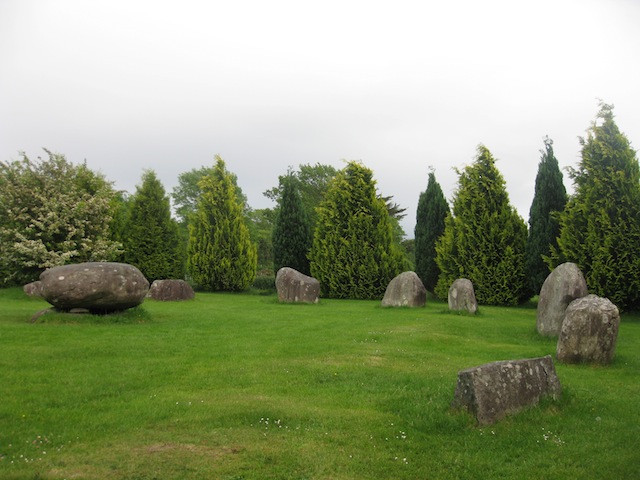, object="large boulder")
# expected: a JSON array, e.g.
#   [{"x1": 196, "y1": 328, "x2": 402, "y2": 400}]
[
  {"x1": 452, "y1": 355, "x2": 562, "y2": 425},
  {"x1": 275, "y1": 267, "x2": 320, "y2": 303},
  {"x1": 448, "y1": 278, "x2": 477, "y2": 314},
  {"x1": 556, "y1": 294, "x2": 620, "y2": 364},
  {"x1": 537, "y1": 262, "x2": 588, "y2": 337},
  {"x1": 147, "y1": 279, "x2": 195, "y2": 301},
  {"x1": 39, "y1": 262, "x2": 149, "y2": 312},
  {"x1": 381, "y1": 271, "x2": 426, "y2": 307}
]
